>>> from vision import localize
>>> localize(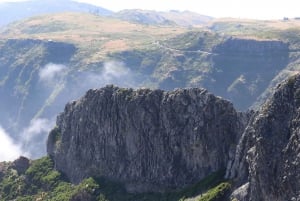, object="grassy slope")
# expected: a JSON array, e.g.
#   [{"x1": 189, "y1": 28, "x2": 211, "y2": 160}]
[
  {"x1": 2, "y1": 13, "x2": 300, "y2": 61},
  {"x1": 0, "y1": 12, "x2": 189, "y2": 63},
  {"x1": 208, "y1": 18, "x2": 300, "y2": 47},
  {"x1": 2, "y1": 13, "x2": 300, "y2": 68}
]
